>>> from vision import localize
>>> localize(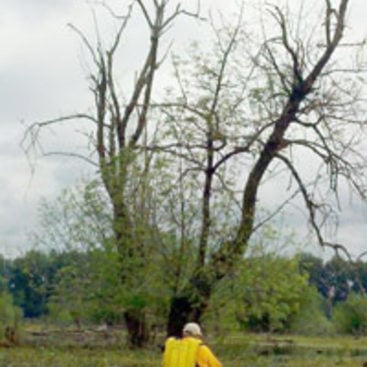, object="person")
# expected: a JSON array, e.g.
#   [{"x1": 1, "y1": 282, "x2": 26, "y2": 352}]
[{"x1": 163, "y1": 322, "x2": 222, "y2": 367}]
